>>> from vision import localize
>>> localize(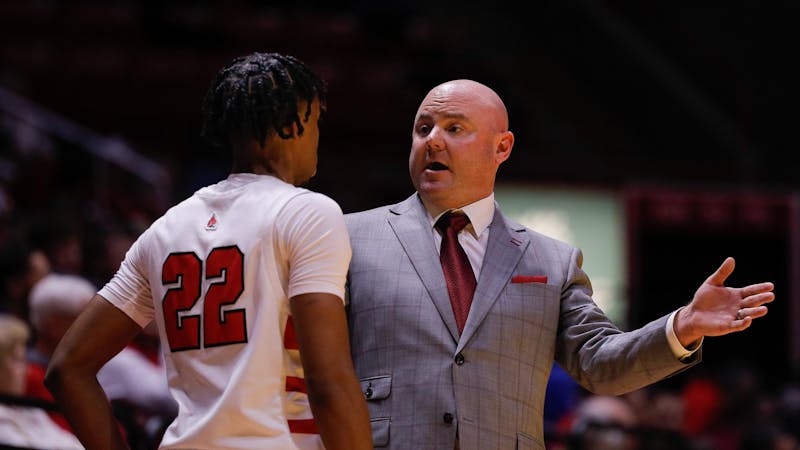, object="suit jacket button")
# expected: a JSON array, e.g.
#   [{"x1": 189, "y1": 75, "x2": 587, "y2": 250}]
[
  {"x1": 454, "y1": 353, "x2": 465, "y2": 365},
  {"x1": 364, "y1": 381, "x2": 373, "y2": 399},
  {"x1": 443, "y1": 412, "x2": 454, "y2": 424}
]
